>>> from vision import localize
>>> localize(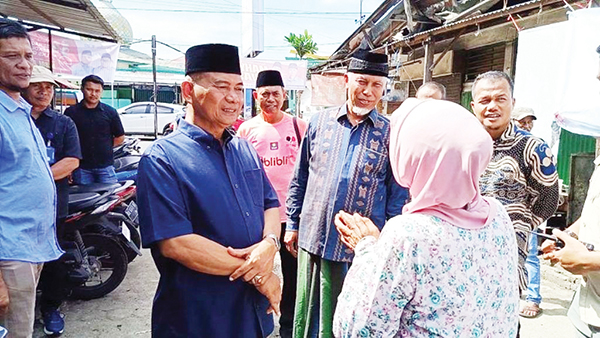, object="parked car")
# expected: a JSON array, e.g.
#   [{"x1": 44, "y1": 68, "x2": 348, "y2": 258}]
[
  {"x1": 55, "y1": 89, "x2": 83, "y2": 113},
  {"x1": 163, "y1": 112, "x2": 185, "y2": 136},
  {"x1": 118, "y1": 102, "x2": 185, "y2": 135}
]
